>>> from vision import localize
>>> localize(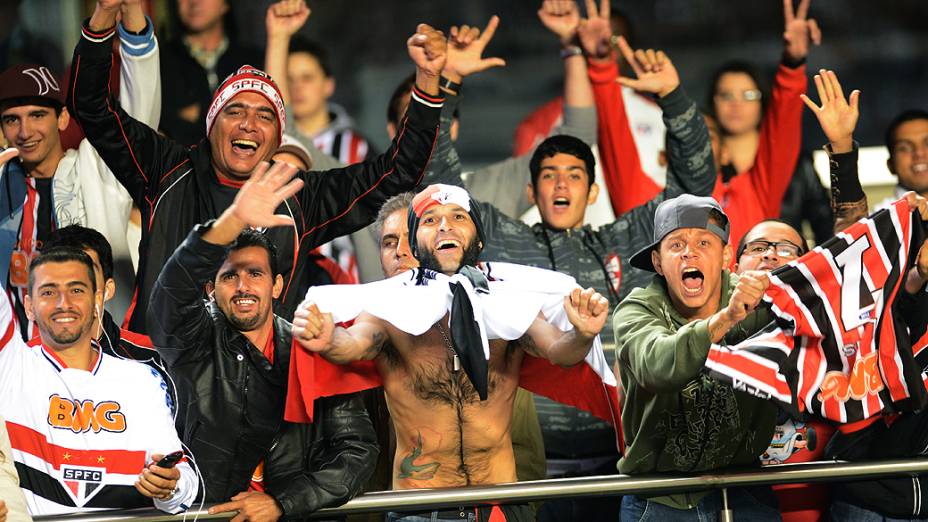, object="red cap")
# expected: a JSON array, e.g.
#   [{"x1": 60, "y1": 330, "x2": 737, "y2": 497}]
[{"x1": 0, "y1": 65, "x2": 64, "y2": 108}]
